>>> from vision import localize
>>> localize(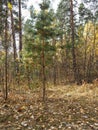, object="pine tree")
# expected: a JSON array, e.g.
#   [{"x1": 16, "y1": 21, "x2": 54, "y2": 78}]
[
  {"x1": 57, "y1": 0, "x2": 80, "y2": 83},
  {"x1": 35, "y1": 0, "x2": 56, "y2": 101}
]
